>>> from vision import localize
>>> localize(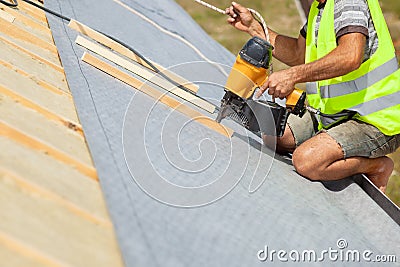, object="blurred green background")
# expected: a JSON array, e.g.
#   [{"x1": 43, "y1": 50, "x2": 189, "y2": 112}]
[{"x1": 175, "y1": 0, "x2": 400, "y2": 206}]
